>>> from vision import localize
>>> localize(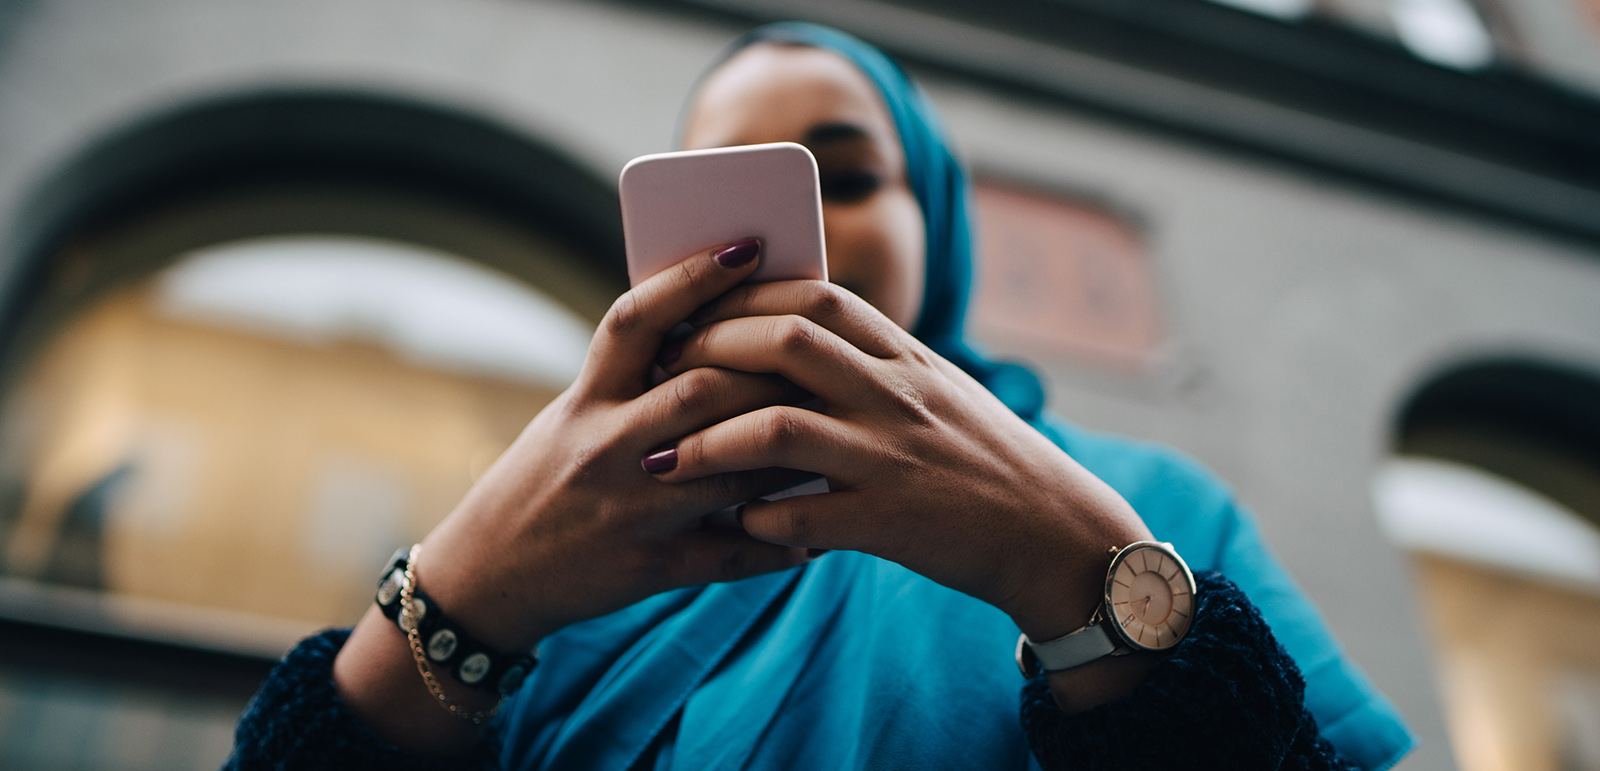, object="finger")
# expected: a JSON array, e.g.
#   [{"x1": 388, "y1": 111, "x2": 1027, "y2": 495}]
[
  {"x1": 661, "y1": 528, "x2": 813, "y2": 587},
  {"x1": 689, "y1": 280, "x2": 907, "y2": 359},
  {"x1": 647, "y1": 465, "x2": 815, "y2": 530},
  {"x1": 628, "y1": 367, "x2": 811, "y2": 449},
  {"x1": 646, "y1": 405, "x2": 856, "y2": 485},
  {"x1": 737, "y1": 490, "x2": 869, "y2": 550},
  {"x1": 663, "y1": 315, "x2": 878, "y2": 400},
  {"x1": 582, "y1": 238, "x2": 762, "y2": 398}
]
